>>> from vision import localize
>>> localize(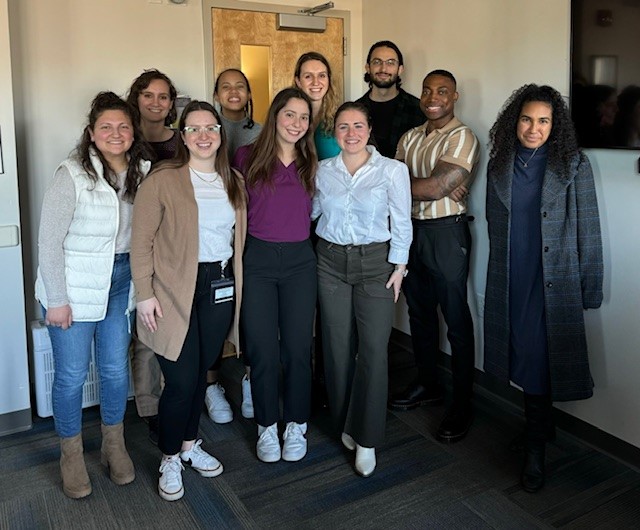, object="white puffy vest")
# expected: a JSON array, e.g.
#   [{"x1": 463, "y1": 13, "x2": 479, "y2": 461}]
[{"x1": 35, "y1": 153, "x2": 147, "y2": 321}]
